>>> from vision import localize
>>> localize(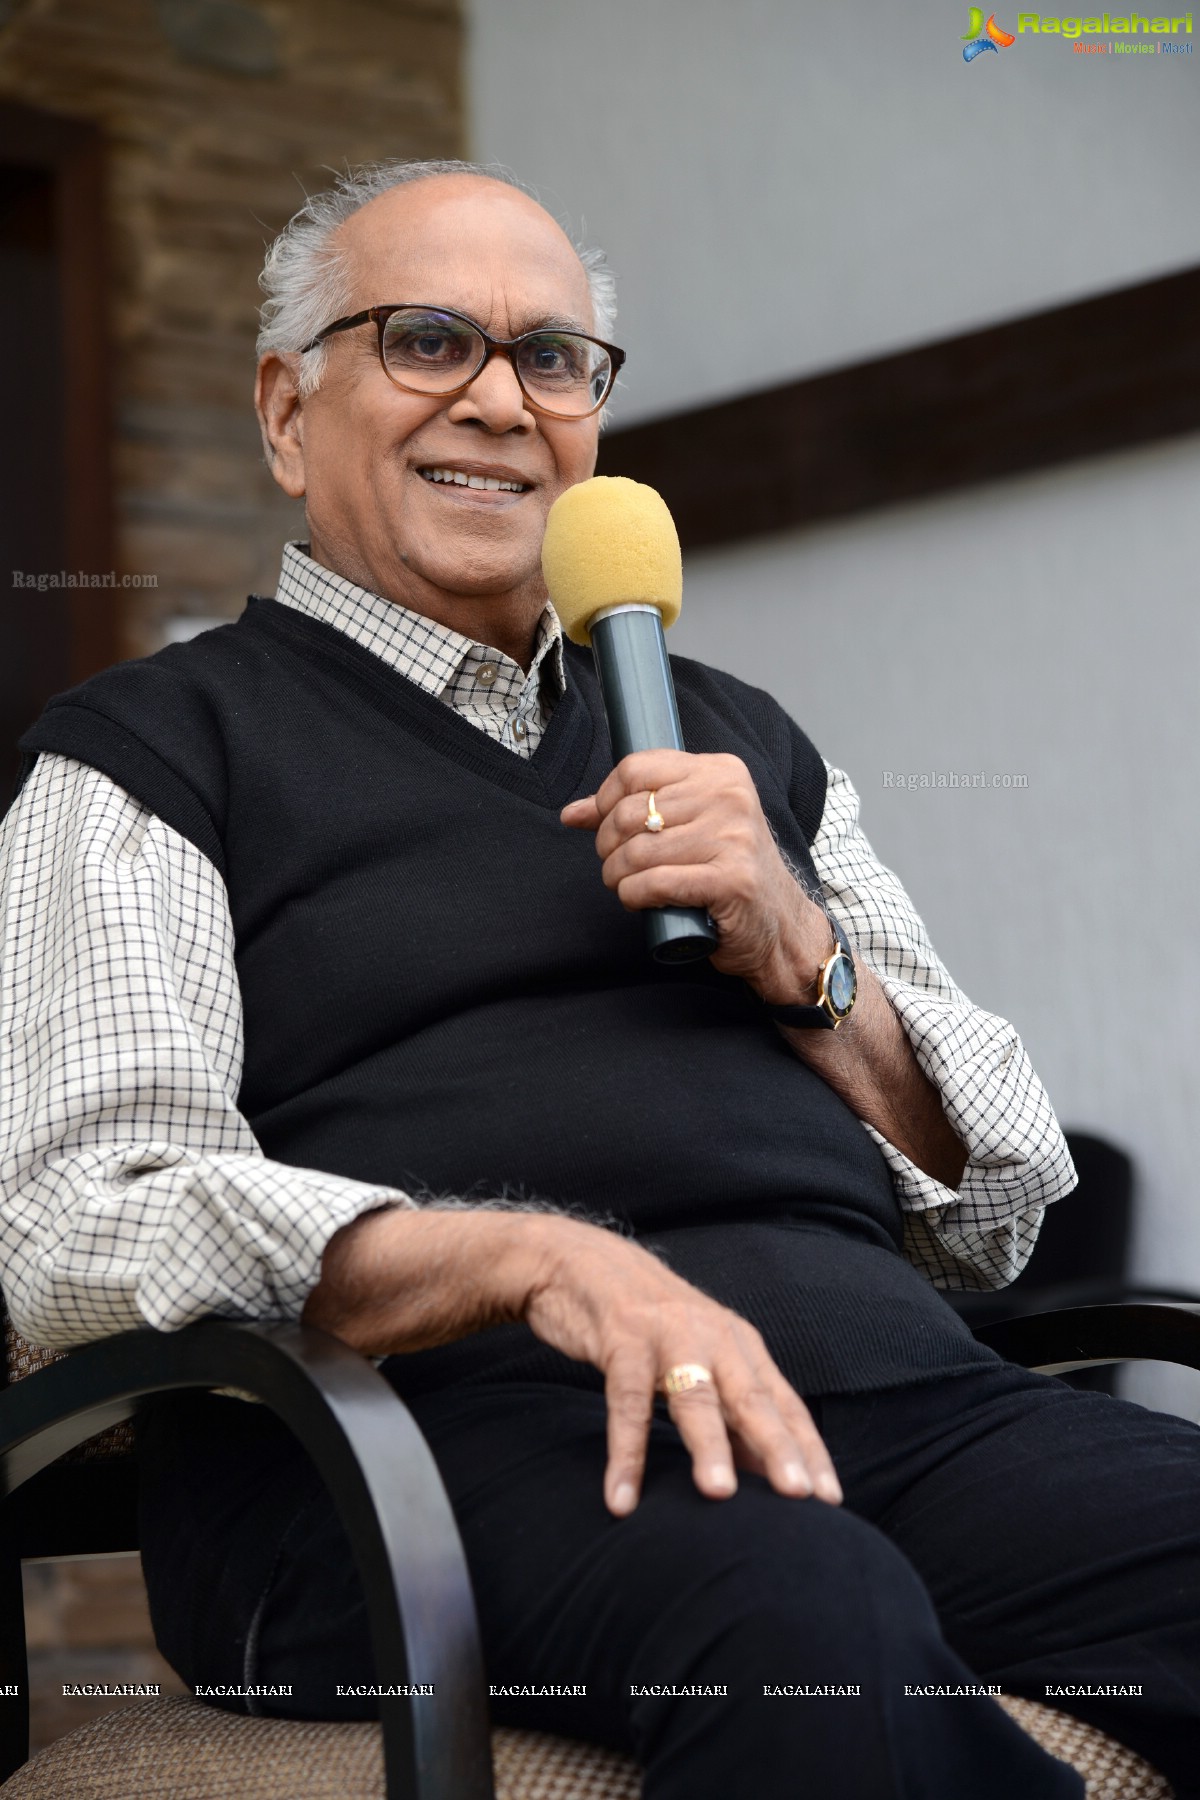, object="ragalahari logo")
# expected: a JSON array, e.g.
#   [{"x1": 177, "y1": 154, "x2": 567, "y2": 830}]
[{"x1": 962, "y1": 8, "x2": 1017, "y2": 56}]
